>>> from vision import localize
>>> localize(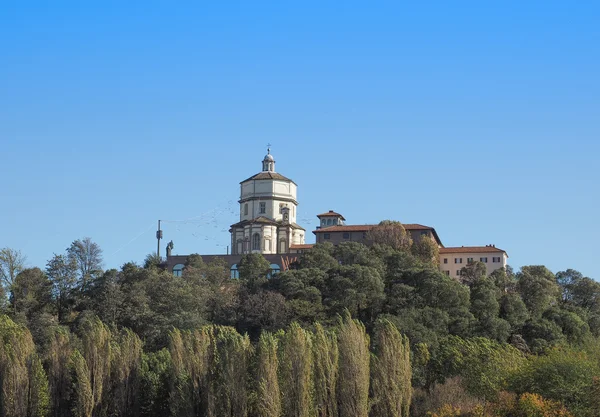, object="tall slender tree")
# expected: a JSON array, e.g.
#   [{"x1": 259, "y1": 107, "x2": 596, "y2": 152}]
[
  {"x1": 67, "y1": 238, "x2": 103, "y2": 292},
  {"x1": 46, "y1": 254, "x2": 78, "y2": 322},
  {"x1": 337, "y1": 312, "x2": 370, "y2": 417},
  {"x1": 280, "y1": 323, "x2": 313, "y2": 417},
  {"x1": 313, "y1": 323, "x2": 338, "y2": 417},
  {"x1": 370, "y1": 319, "x2": 412, "y2": 417},
  {"x1": 255, "y1": 332, "x2": 282, "y2": 417}
]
